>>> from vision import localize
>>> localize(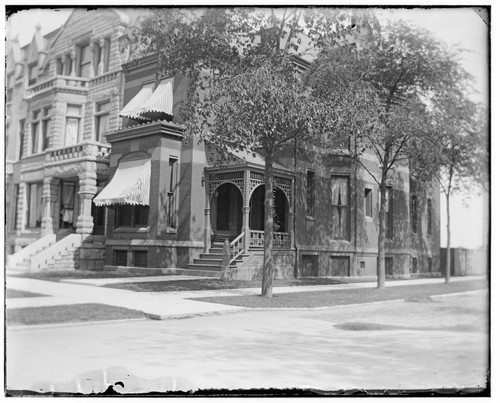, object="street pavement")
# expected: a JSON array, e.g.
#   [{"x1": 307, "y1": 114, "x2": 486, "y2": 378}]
[
  {"x1": 6, "y1": 290, "x2": 489, "y2": 394},
  {"x1": 6, "y1": 274, "x2": 486, "y2": 320}
]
